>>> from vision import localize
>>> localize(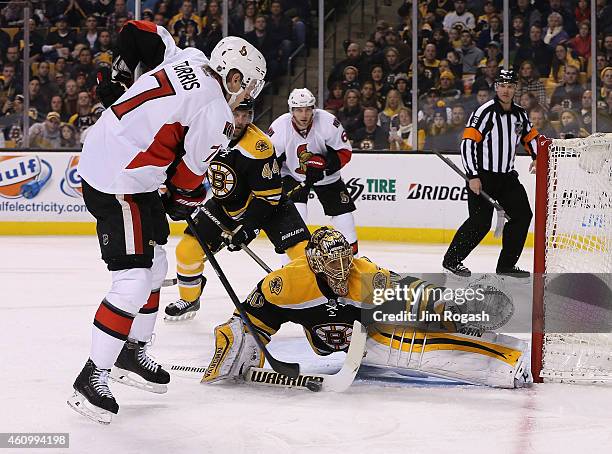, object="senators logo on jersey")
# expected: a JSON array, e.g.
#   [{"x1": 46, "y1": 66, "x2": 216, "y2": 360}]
[{"x1": 294, "y1": 143, "x2": 313, "y2": 175}]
